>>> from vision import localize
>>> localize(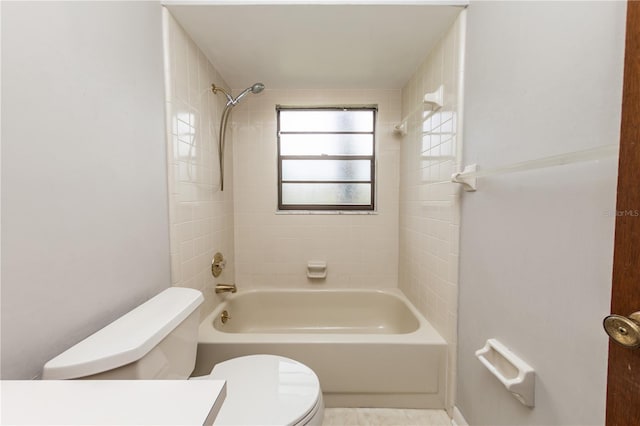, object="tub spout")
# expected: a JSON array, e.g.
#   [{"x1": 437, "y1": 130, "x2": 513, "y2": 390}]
[{"x1": 215, "y1": 283, "x2": 237, "y2": 294}]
